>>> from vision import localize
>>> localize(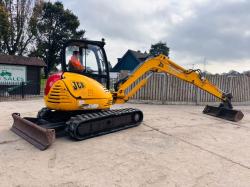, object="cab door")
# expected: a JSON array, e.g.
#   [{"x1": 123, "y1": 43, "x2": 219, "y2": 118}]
[{"x1": 81, "y1": 45, "x2": 108, "y2": 87}]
